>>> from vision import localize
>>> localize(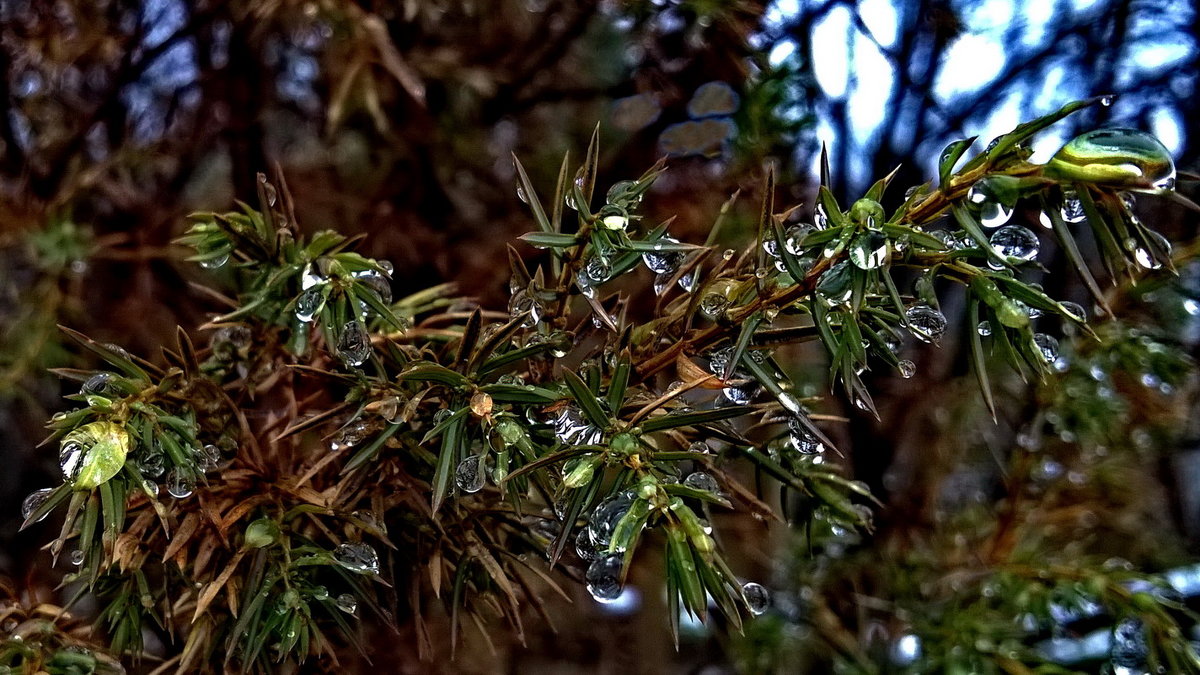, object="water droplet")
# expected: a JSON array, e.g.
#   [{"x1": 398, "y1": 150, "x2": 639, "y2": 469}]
[
  {"x1": 553, "y1": 407, "x2": 602, "y2": 446},
  {"x1": 706, "y1": 346, "x2": 734, "y2": 376},
  {"x1": 585, "y1": 554, "x2": 624, "y2": 602},
  {"x1": 816, "y1": 261, "x2": 853, "y2": 306},
  {"x1": 508, "y1": 289, "x2": 542, "y2": 327},
  {"x1": 165, "y1": 468, "x2": 195, "y2": 499},
  {"x1": 1110, "y1": 618, "x2": 1148, "y2": 672},
  {"x1": 898, "y1": 360, "x2": 916, "y2": 379},
  {"x1": 516, "y1": 184, "x2": 529, "y2": 204},
  {"x1": 81, "y1": 372, "x2": 115, "y2": 397},
  {"x1": 787, "y1": 418, "x2": 824, "y2": 454},
  {"x1": 688, "y1": 441, "x2": 711, "y2": 454},
  {"x1": 1050, "y1": 128, "x2": 1175, "y2": 189},
  {"x1": 1059, "y1": 301, "x2": 1086, "y2": 322},
  {"x1": 721, "y1": 382, "x2": 757, "y2": 404},
  {"x1": 353, "y1": 268, "x2": 393, "y2": 305},
  {"x1": 59, "y1": 440, "x2": 84, "y2": 481},
  {"x1": 136, "y1": 447, "x2": 166, "y2": 478},
  {"x1": 683, "y1": 472, "x2": 719, "y2": 493},
  {"x1": 199, "y1": 252, "x2": 229, "y2": 270},
  {"x1": 1131, "y1": 230, "x2": 1169, "y2": 270},
  {"x1": 784, "y1": 224, "x2": 815, "y2": 256},
  {"x1": 333, "y1": 542, "x2": 379, "y2": 575},
  {"x1": 698, "y1": 291, "x2": 731, "y2": 319},
  {"x1": 742, "y1": 582, "x2": 770, "y2": 615},
  {"x1": 1059, "y1": 192, "x2": 1086, "y2": 224},
  {"x1": 906, "y1": 305, "x2": 947, "y2": 344},
  {"x1": 989, "y1": 225, "x2": 1040, "y2": 266},
  {"x1": 606, "y1": 180, "x2": 638, "y2": 204},
  {"x1": 976, "y1": 320, "x2": 992, "y2": 337},
  {"x1": 814, "y1": 204, "x2": 830, "y2": 229},
  {"x1": 455, "y1": 455, "x2": 487, "y2": 493},
  {"x1": 294, "y1": 288, "x2": 325, "y2": 323},
  {"x1": 1100, "y1": 94, "x2": 1116, "y2": 107},
  {"x1": 70, "y1": 549, "x2": 85, "y2": 566},
  {"x1": 335, "y1": 593, "x2": 358, "y2": 615},
  {"x1": 583, "y1": 257, "x2": 612, "y2": 284},
  {"x1": 761, "y1": 238, "x2": 780, "y2": 258},
  {"x1": 59, "y1": 421, "x2": 131, "y2": 489},
  {"x1": 336, "y1": 321, "x2": 372, "y2": 367},
  {"x1": 849, "y1": 230, "x2": 889, "y2": 269},
  {"x1": 599, "y1": 208, "x2": 630, "y2": 232},
  {"x1": 575, "y1": 529, "x2": 600, "y2": 561},
  {"x1": 1033, "y1": 333, "x2": 1059, "y2": 362},
  {"x1": 378, "y1": 396, "x2": 403, "y2": 423},
  {"x1": 331, "y1": 420, "x2": 370, "y2": 451},
  {"x1": 21, "y1": 488, "x2": 53, "y2": 522},
  {"x1": 652, "y1": 272, "x2": 671, "y2": 296},
  {"x1": 301, "y1": 262, "x2": 327, "y2": 290},
  {"x1": 722, "y1": 248, "x2": 735, "y2": 261},
  {"x1": 891, "y1": 634, "x2": 923, "y2": 665},
  {"x1": 677, "y1": 269, "x2": 698, "y2": 292},
  {"x1": 199, "y1": 443, "x2": 221, "y2": 471},
  {"x1": 643, "y1": 237, "x2": 684, "y2": 274},
  {"x1": 967, "y1": 179, "x2": 1014, "y2": 228},
  {"x1": 588, "y1": 494, "x2": 634, "y2": 549}
]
